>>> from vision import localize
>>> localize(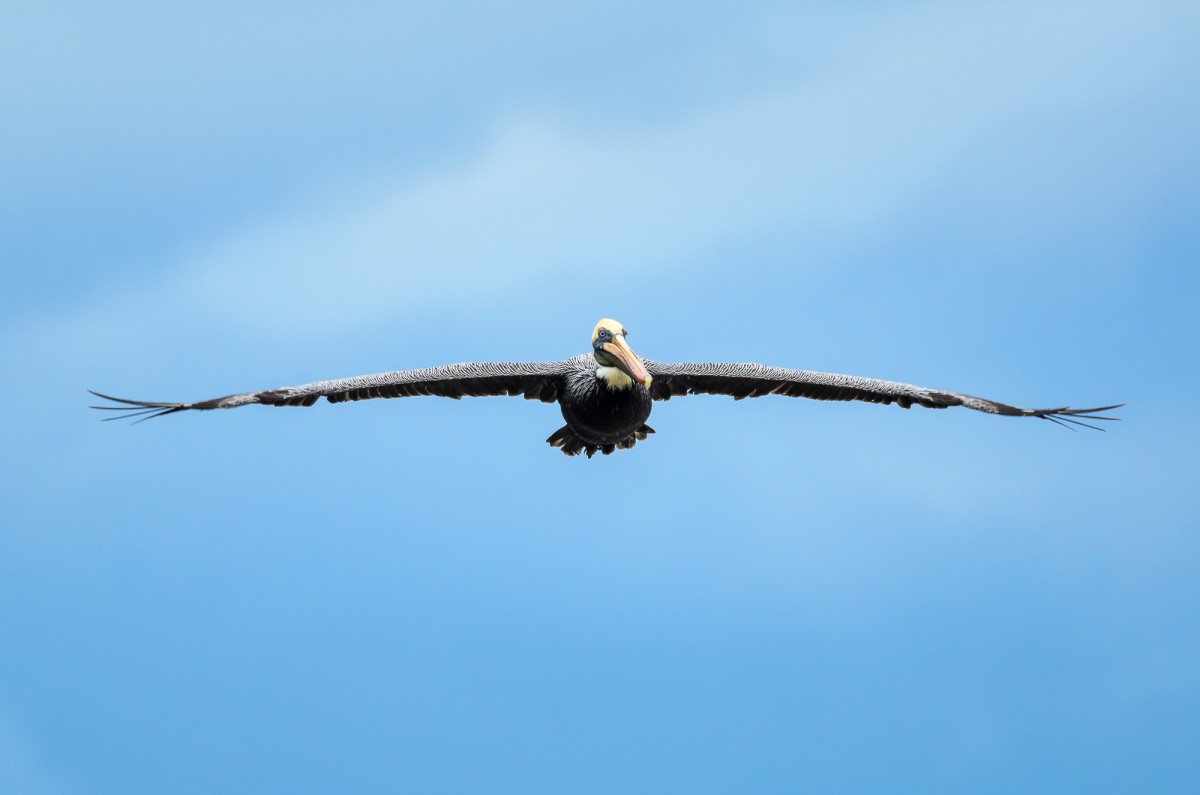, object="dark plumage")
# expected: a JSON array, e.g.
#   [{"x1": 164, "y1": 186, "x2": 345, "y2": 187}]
[
  {"x1": 552, "y1": 359, "x2": 654, "y2": 456},
  {"x1": 90, "y1": 317, "x2": 1123, "y2": 456}
]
